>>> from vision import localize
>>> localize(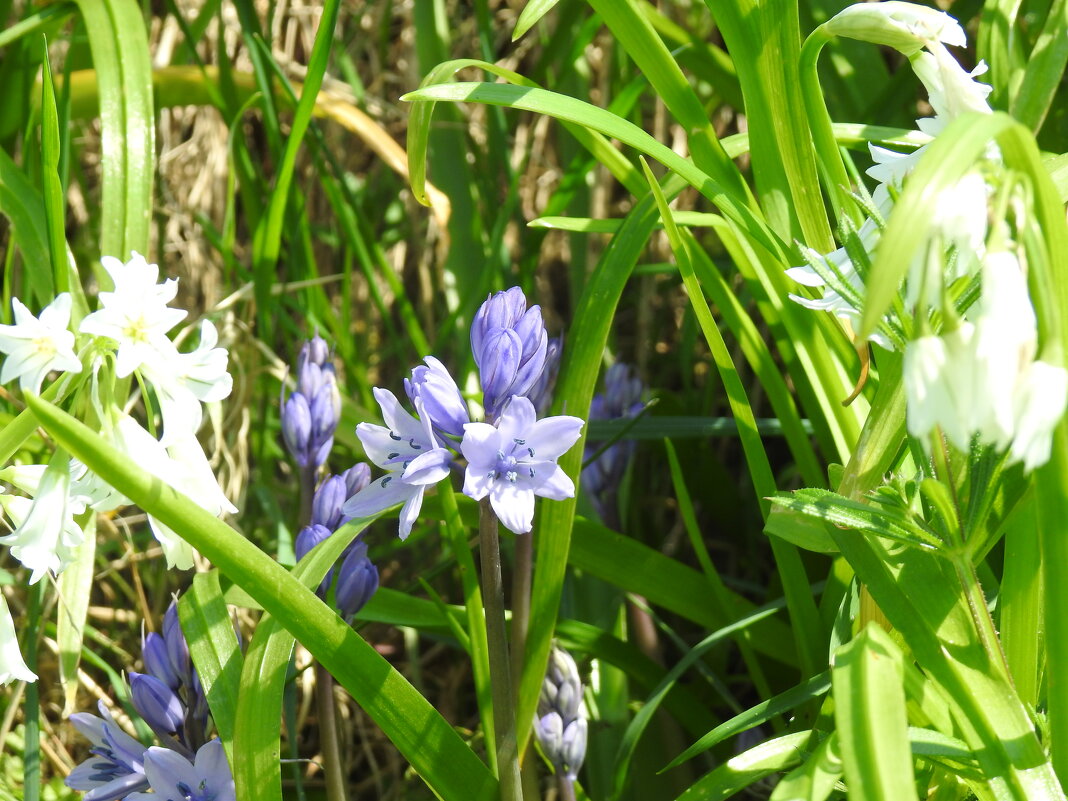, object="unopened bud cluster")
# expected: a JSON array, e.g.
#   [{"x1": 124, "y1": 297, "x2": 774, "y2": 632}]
[
  {"x1": 534, "y1": 646, "x2": 588, "y2": 782},
  {"x1": 282, "y1": 335, "x2": 342, "y2": 468}
]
